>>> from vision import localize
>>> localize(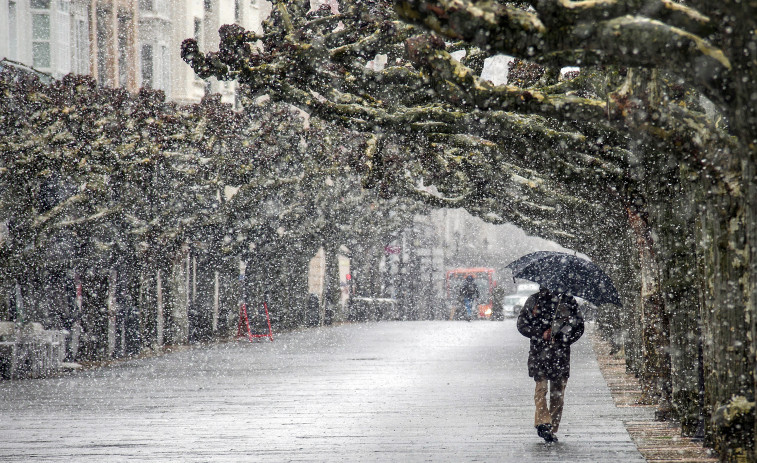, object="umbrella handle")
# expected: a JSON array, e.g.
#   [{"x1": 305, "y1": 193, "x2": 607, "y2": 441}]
[{"x1": 551, "y1": 294, "x2": 566, "y2": 344}]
